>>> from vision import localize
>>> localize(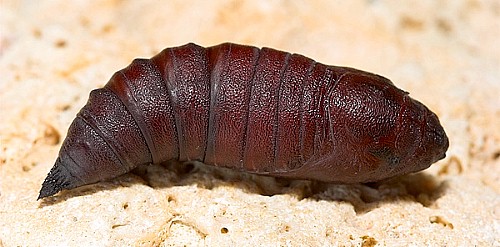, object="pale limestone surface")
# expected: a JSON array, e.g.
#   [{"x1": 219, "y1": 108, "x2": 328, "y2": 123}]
[{"x1": 0, "y1": 1, "x2": 499, "y2": 246}]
